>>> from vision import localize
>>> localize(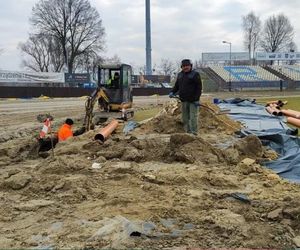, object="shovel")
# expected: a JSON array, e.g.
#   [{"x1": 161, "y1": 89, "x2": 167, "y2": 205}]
[
  {"x1": 170, "y1": 96, "x2": 230, "y2": 115},
  {"x1": 200, "y1": 103, "x2": 230, "y2": 115}
]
